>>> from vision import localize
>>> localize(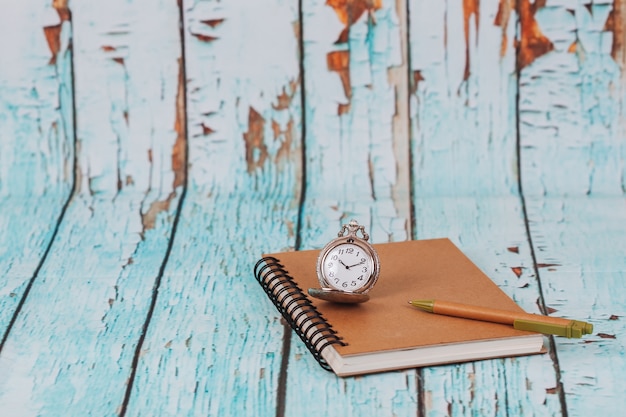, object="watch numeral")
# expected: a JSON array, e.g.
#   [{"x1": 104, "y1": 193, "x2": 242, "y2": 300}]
[
  {"x1": 357, "y1": 275, "x2": 364, "y2": 281},
  {"x1": 328, "y1": 271, "x2": 335, "y2": 278},
  {"x1": 351, "y1": 281, "x2": 356, "y2": 286},
  {"x1": 362, "y1": 266, "x2": 367, "y2": 273},
  {"x1": 346, "y1": 248, "x2": 354, "y2": 254},
  {"x1": 332, "y1": 255, "x2": 338, "y2": 260}
]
